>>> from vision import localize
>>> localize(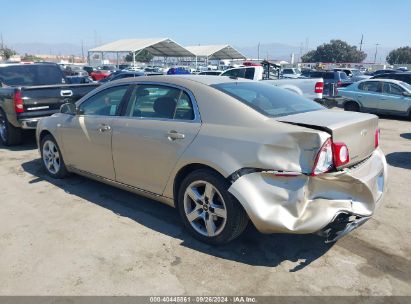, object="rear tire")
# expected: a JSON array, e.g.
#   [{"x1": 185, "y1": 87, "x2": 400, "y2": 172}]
[
  {"x1": 40, "y1": 134, "x2": 69, "y2": 179},
  {"x1": 0, "y1": 109, "x2": 22, "y2": 146},
  {"x1": 344, "y1": 101, "x2": 360, "y2": 112},
  {"x1": 177, "y1": 169, "x2": 249, "y2": 245}
]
